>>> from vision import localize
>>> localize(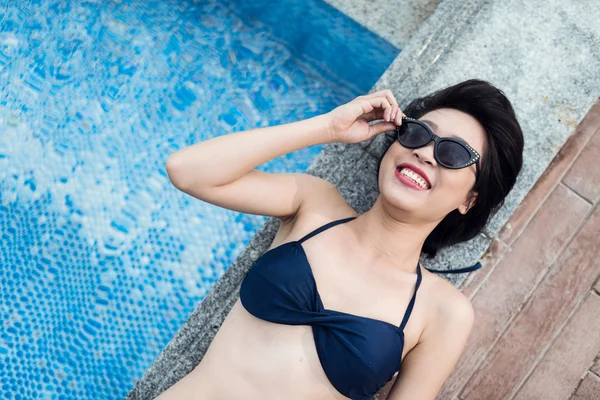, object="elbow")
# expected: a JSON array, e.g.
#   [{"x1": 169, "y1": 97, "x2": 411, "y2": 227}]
[{"x1": 165, "y1": 155, "x2": 187, "y2": 190}]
